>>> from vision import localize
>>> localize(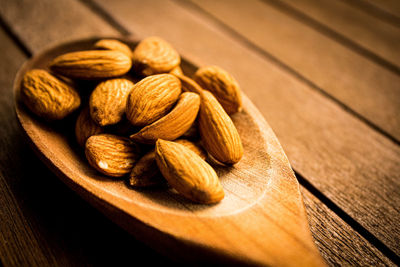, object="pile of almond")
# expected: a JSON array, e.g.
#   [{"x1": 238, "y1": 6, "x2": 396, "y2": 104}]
[{"x1": 20, "y1": 37, "x2": 243, "y2": 204}]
